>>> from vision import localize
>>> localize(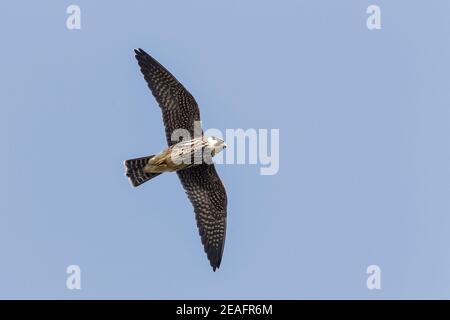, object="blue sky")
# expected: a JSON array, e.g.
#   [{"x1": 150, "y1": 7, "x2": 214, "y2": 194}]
[{"x1": 1, "y1": 1, "x2": 450, "y2": 299}]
